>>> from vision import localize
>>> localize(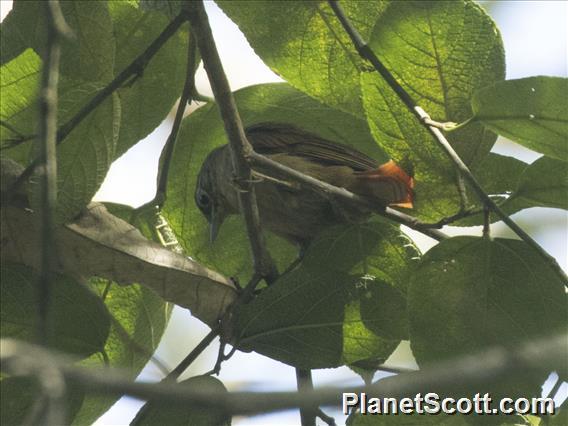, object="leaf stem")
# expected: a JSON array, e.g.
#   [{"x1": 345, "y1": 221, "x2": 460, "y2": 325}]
[{"x1": 328, "y1": 0, "x2": 567, "y2": 284}]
